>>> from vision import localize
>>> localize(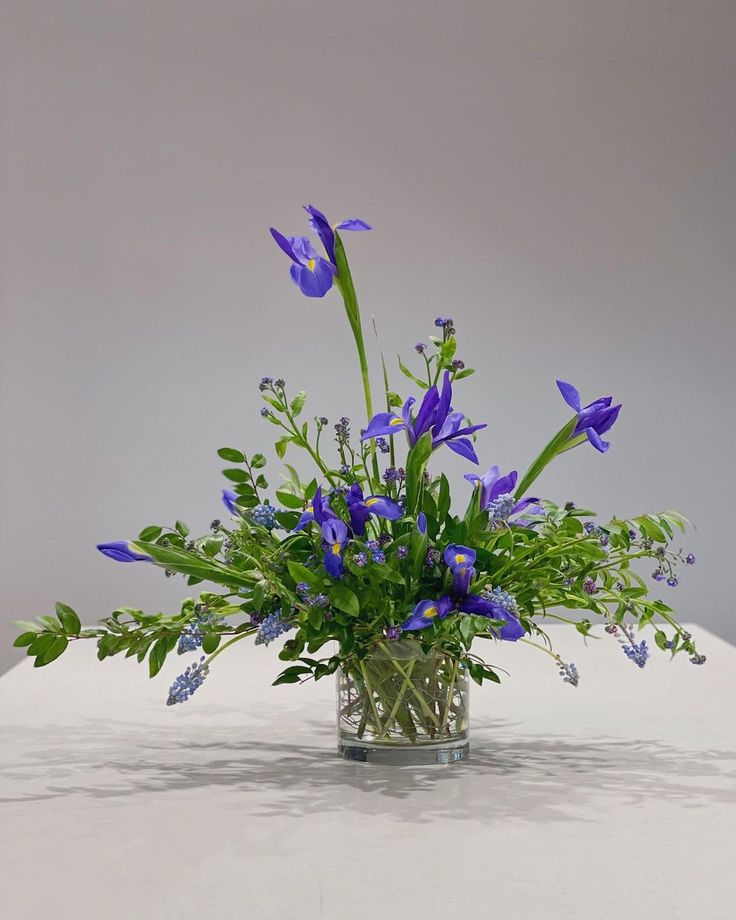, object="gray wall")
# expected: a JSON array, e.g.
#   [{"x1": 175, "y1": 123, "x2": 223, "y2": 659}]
[{"x1": 2, "y1": 0, "x2": 735, "y2": 674}]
